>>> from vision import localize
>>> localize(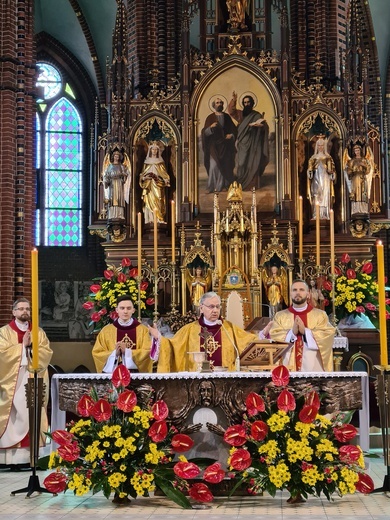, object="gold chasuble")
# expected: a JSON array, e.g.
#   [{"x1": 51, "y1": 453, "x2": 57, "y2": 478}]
[
  {"x1": 271, "y1": 307, "x2": 334, "y2": 371},
  {"x1": 157, "y1": 317, "x2": 258, "y2": 372},
  {"x1": 92, "y1": 319, "x2": 154, "y2": 373}
]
